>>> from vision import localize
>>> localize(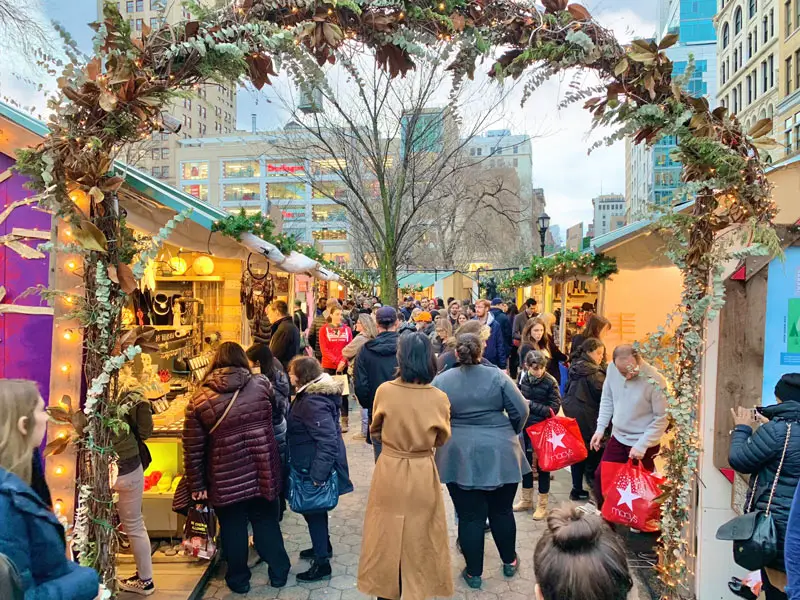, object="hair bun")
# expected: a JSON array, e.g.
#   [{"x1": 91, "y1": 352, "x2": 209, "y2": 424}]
[
  {"x1": 455, "y1": 342, "x2": 472, "y2": 364},
  {"x1": 547, "y1": 506, "x2": 602, "y2": 552}
]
